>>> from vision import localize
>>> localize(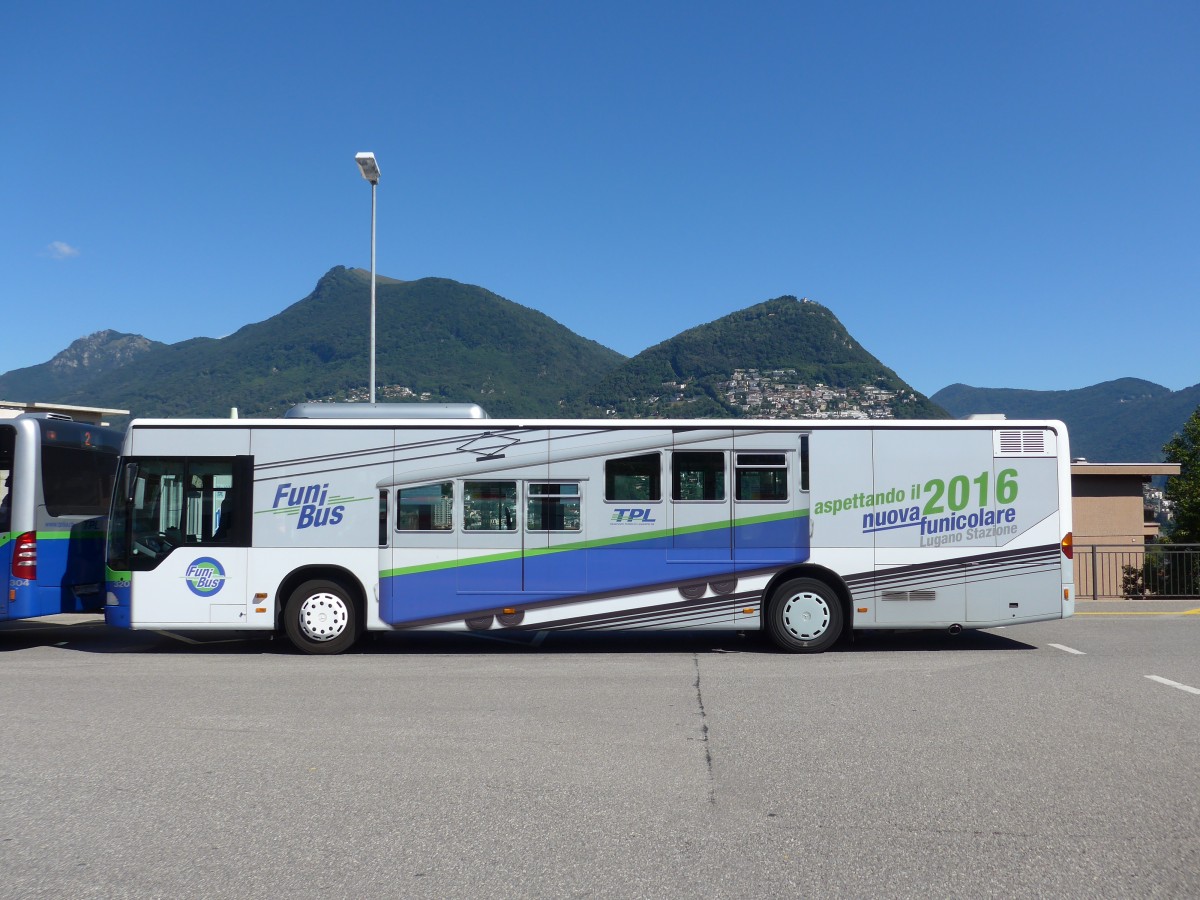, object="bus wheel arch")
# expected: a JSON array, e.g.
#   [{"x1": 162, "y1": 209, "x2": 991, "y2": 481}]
[
  {"x1": 762, "y1": 565, "x2": 851, "y2": 653},
  {"x1": 277, "y1": 566, "x2": 365, "y2": 655}
]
